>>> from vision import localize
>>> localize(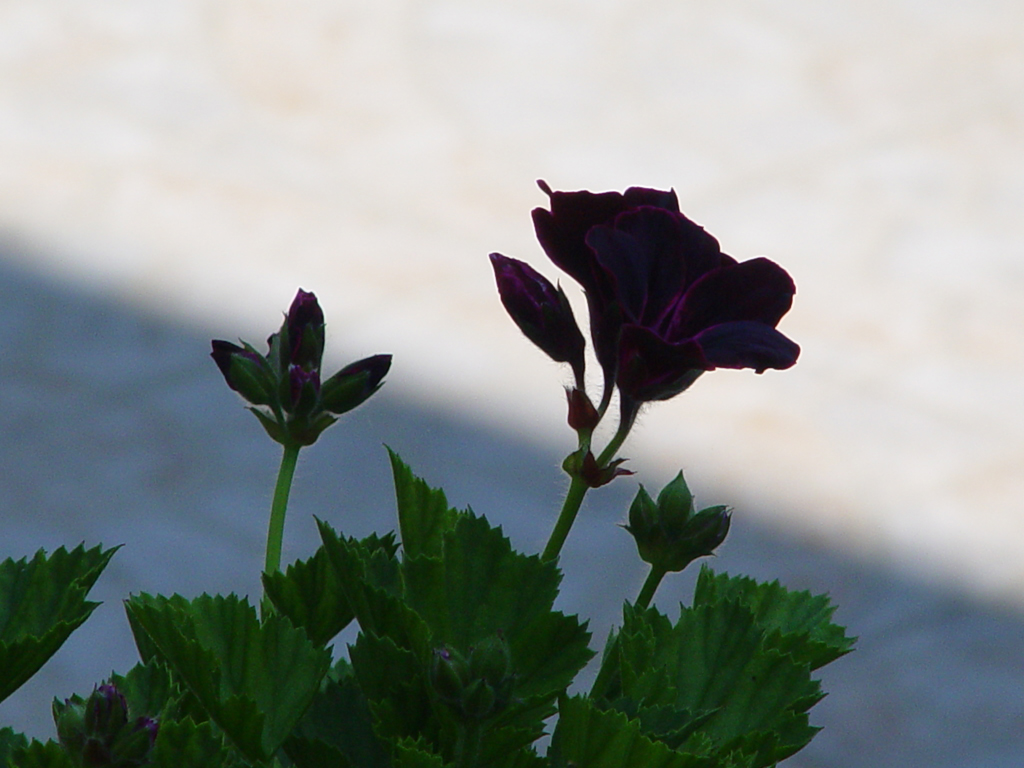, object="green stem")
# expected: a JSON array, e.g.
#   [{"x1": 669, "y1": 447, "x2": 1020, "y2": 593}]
[
  {"x1": 262, "y1": 442, "x2": 300, "y2": 611},
  {"x1": 634, "y1": 564, "x2": 668, "y2": 610},
  {"x1": 454, "y1": 721, "x2": 481, "y2": 768},
  {"x1": 595, "y1": 401, "x2": 637, "y2": 467},
  {"x1": 590, "y1": 563, "x2": 668, "y2": 700},
  {"x1": 541, "y1": 475, "x2": 589, "y2": 562}
]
